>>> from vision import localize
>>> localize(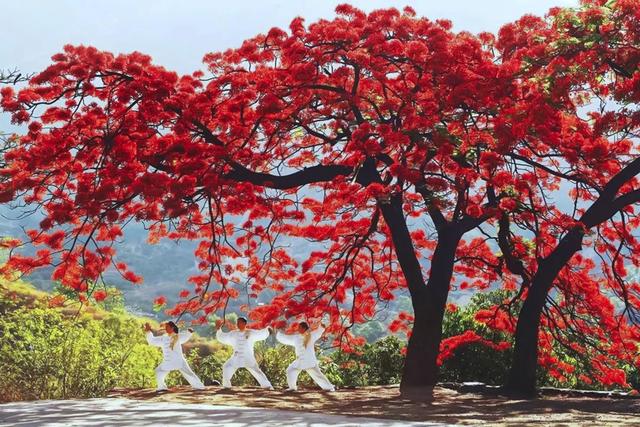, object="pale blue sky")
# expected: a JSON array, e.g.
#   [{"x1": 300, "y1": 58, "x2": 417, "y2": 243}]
[{"x1": 3, "y1": 0, "x2": 578, "y2": 76}]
